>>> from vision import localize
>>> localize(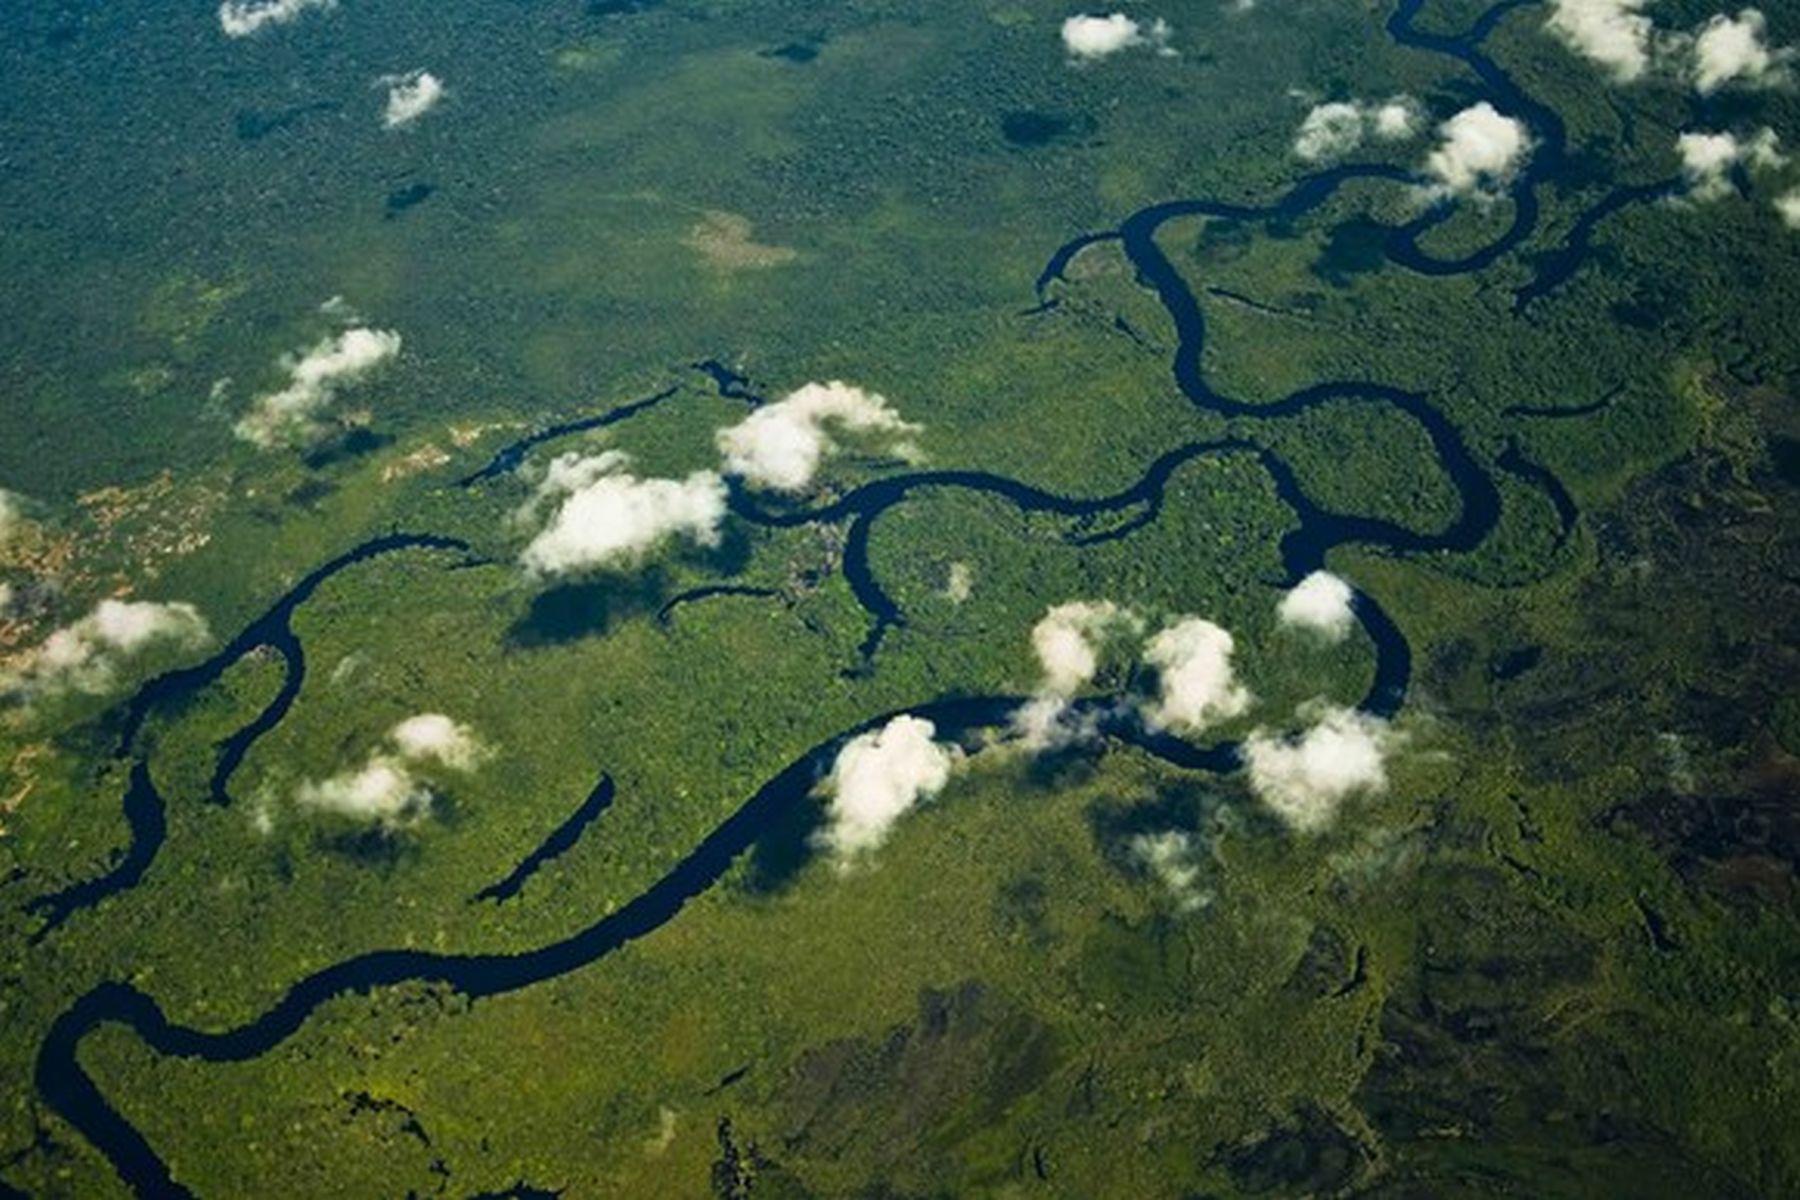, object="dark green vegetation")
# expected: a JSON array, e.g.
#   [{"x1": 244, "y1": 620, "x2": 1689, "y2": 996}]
[{"x1": 2, "y1": 0, "x2": 1800, "y2": 1196}]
